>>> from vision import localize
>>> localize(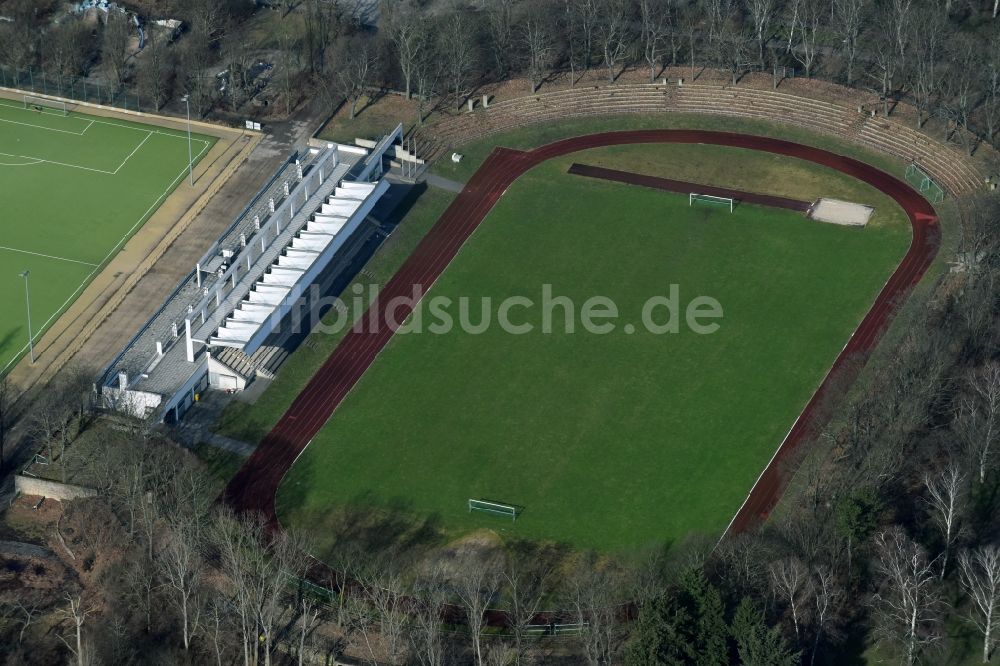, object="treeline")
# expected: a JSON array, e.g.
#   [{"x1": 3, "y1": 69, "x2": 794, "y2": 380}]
[
  {"x1": 3, "y1": 0, "x2": 999, "y2": 145},
  {"x1": 0, "y1": 414, "x2": 796, "y2": 665},
  {"x1": 374, "y1": 0, "x2": 1000, "y2": 145}
]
